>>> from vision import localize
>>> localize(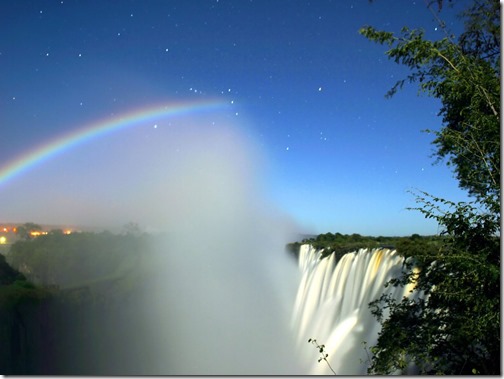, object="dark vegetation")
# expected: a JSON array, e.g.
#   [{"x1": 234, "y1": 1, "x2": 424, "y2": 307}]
[
  {"x1": 0, "y1": 226, "x2": 160, "y2": 374},
  {"x1": 8, "y1": 230, "x2": 147, "y2": 289},
  {"x1": 359, "y1": 0, "x2": 499, "y2": 374},
  {"x1": 286, "y1": 232, "x2": 444, "y2": 262}
]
